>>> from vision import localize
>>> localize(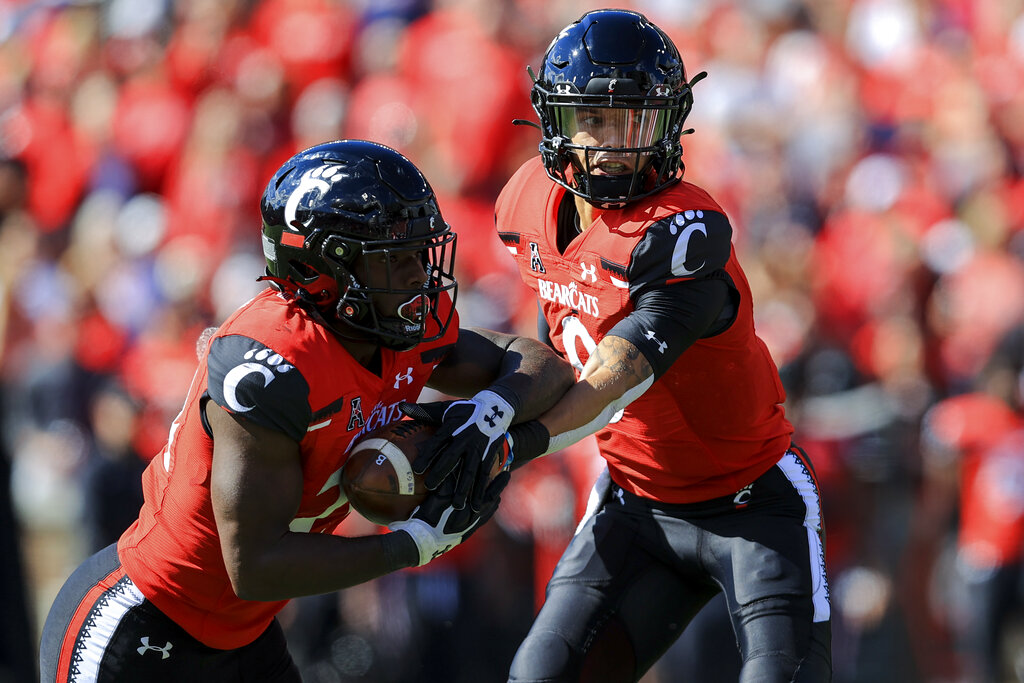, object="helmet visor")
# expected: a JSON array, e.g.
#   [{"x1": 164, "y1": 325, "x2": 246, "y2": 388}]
[{"x1": 550, "y1": 105, "x2": 673, "y2": 151}]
